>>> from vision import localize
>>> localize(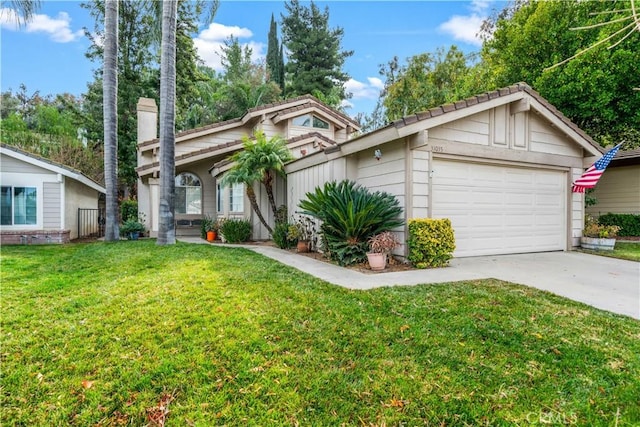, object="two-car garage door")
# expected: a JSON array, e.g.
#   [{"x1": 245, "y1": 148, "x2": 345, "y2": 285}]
[{"x1": 432, "y1": 159, "x2": 567, "y2": 257}]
